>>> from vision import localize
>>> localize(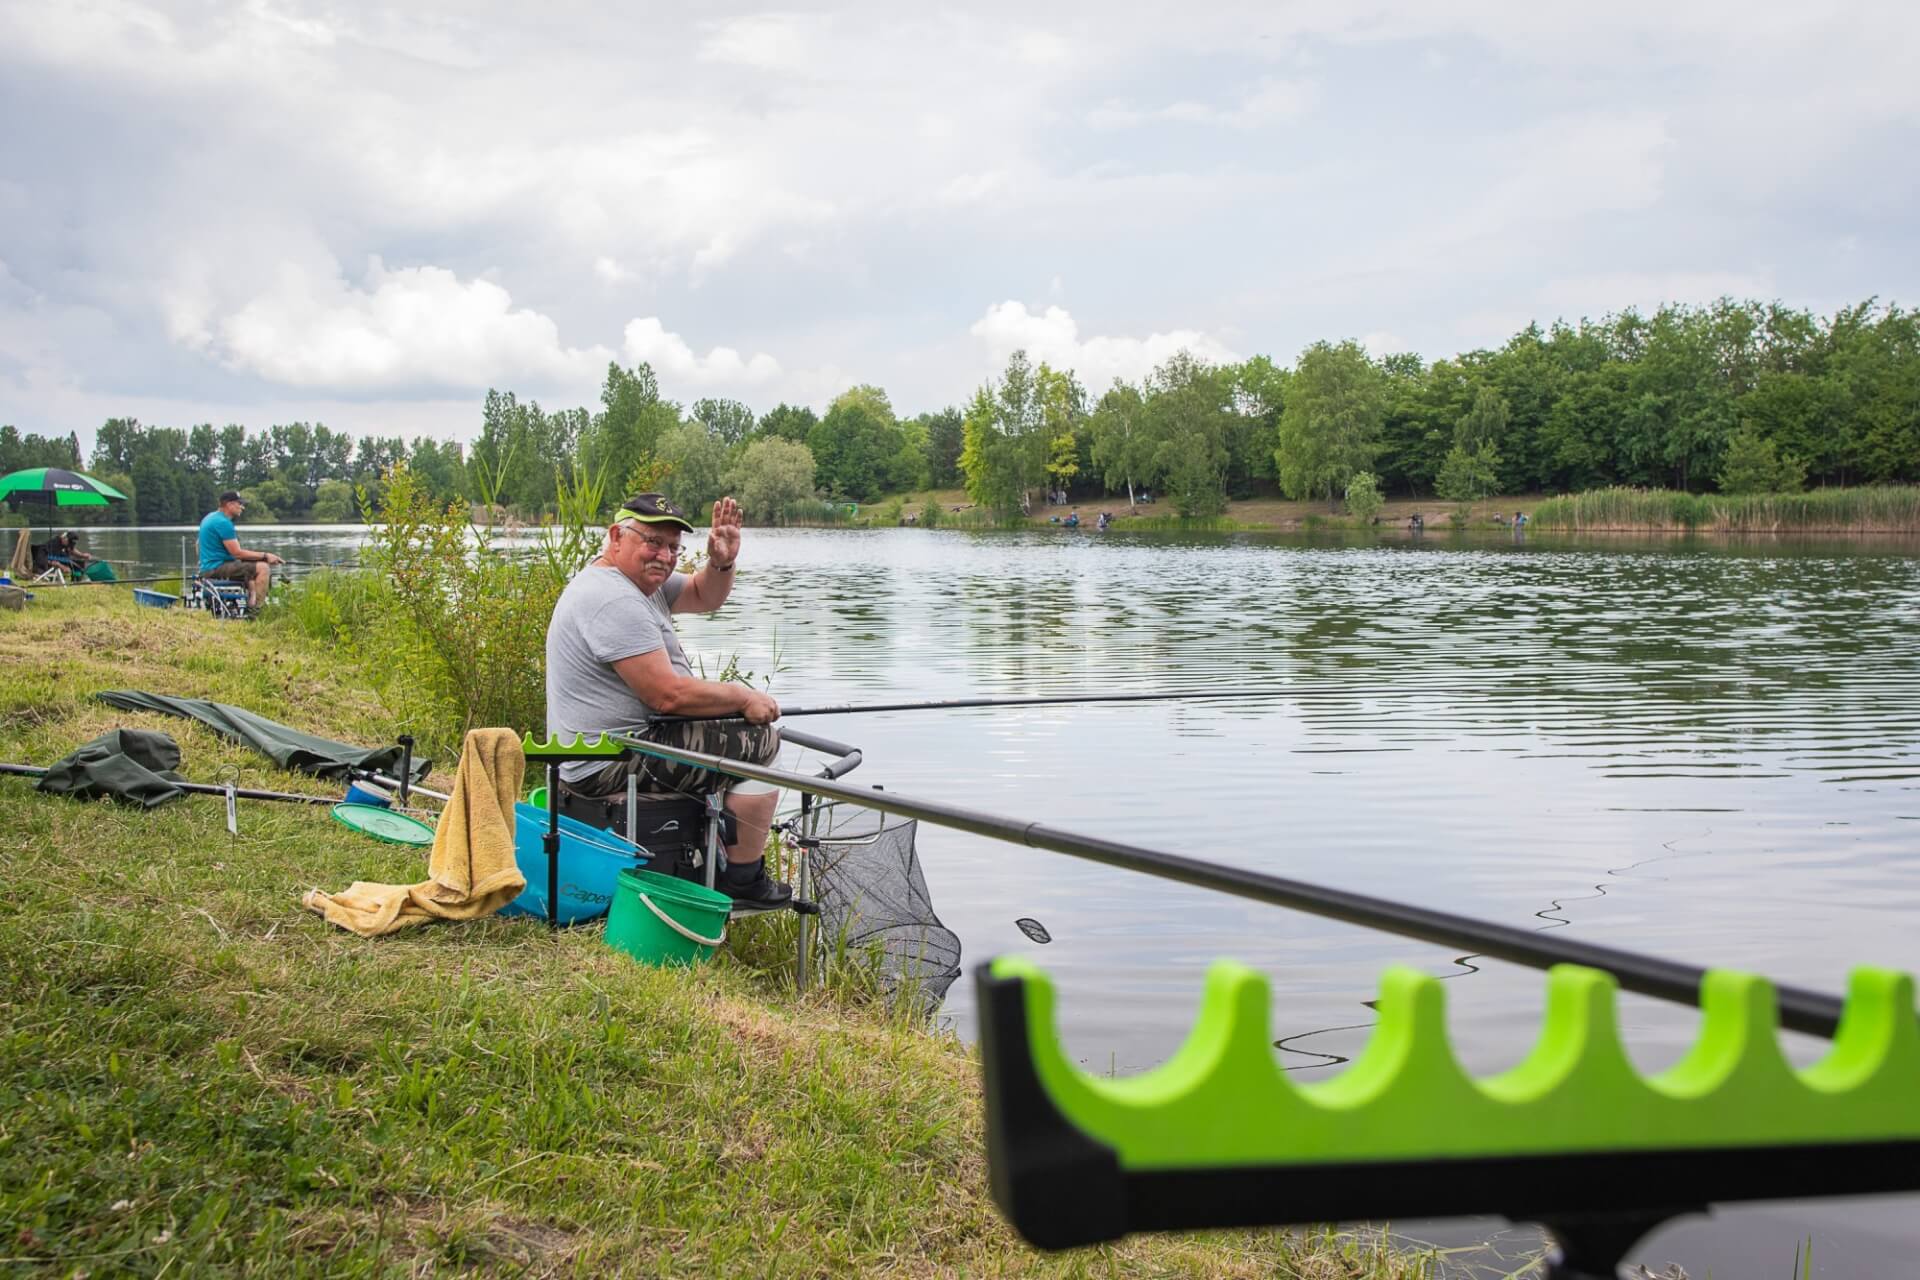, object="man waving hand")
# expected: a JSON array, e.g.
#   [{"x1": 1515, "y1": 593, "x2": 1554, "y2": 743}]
[{"x1": 544, "y1": 494, "x2": 789, "y2": 906}]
